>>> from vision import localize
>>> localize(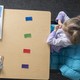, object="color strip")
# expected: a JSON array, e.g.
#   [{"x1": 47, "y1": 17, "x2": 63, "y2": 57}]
[
  {"x1": 22, "y1": 64, "x2": 29, "y2": 69},
  {"x1": 25, "y1": 16, "x2": 32, "y2": 21},
  {"x1": 24, "y1": 33, "x2": 31, "y2": 38},
  {"x1": 23, "y1": 49, "x2": 30, "y2": 53}
]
